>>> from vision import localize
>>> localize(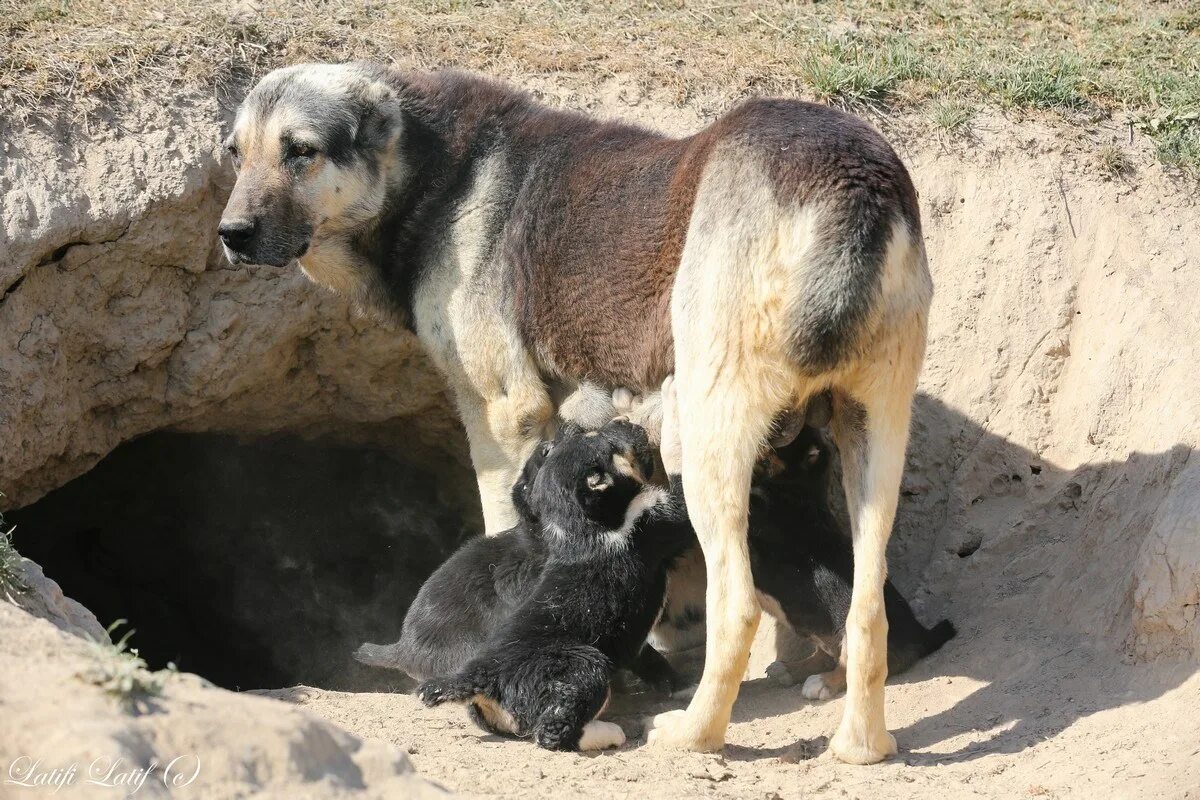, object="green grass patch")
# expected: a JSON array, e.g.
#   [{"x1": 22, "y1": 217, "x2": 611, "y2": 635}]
[
  {"x1": 0, "y1": 500, "x2": 24, "y2": 599},
  {"x1": 929, "y1": 98, "x2": 976, "y2": 135},
  {"x1": 79, "y1": 620, "x2": 176, "y2": 707}
]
